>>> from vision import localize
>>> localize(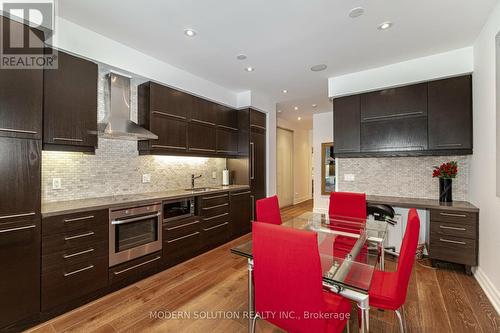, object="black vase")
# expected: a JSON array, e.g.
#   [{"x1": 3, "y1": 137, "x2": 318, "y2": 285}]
[{"x1": 439, "y1": 178, "x2": 453, "y2": 202}]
